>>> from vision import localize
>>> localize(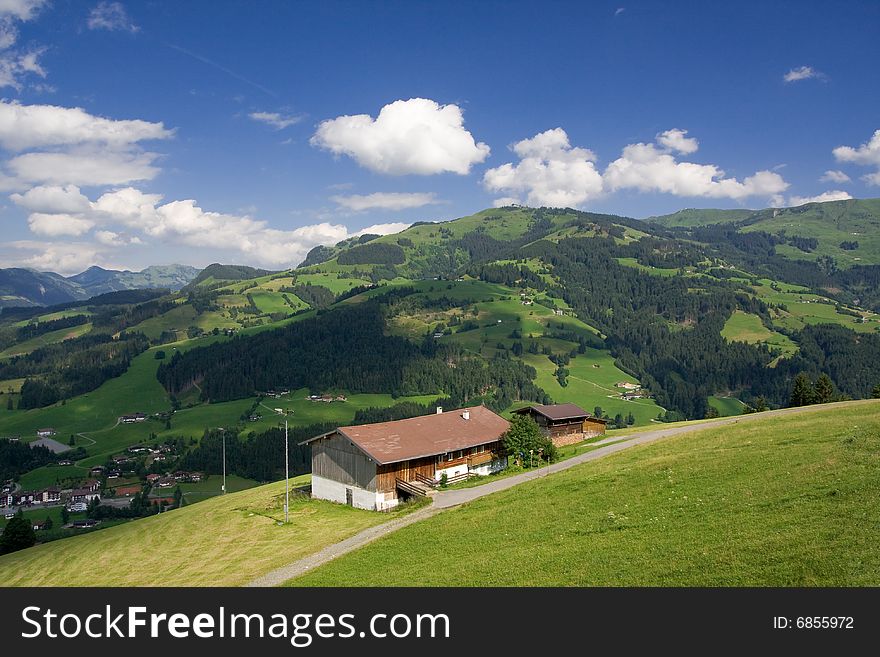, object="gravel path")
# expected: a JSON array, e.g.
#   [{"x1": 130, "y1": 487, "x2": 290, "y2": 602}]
[{"x1": 245, "y1": 399, "x2": 876, "y2": 586}]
